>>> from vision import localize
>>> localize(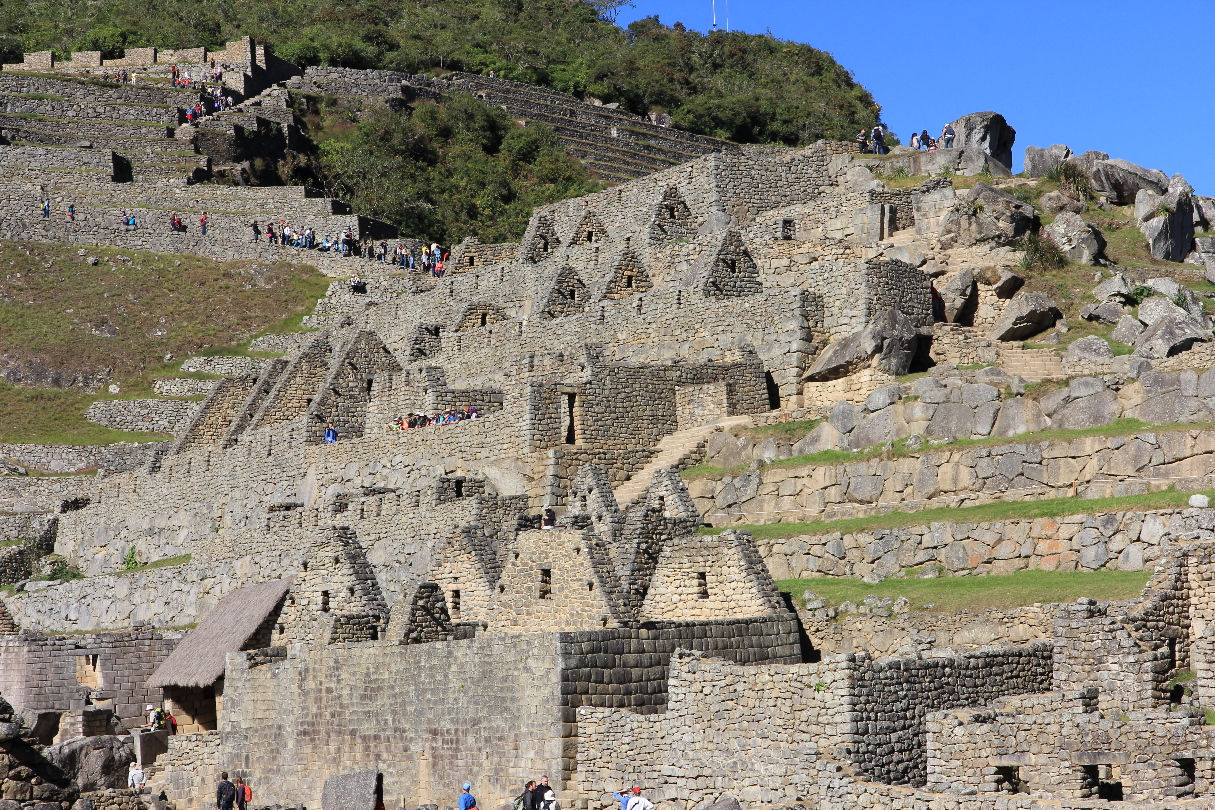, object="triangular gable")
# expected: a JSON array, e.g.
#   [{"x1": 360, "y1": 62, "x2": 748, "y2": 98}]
[
  {"x1": 524, "y1": 215, "x2": 561, "y2": 262},
  {"x1": 538, "y1": 265, "x2": 588, "y2": 319},
  {"x1": 647, "y1": 186, "x2": 694, "y2": 243},
  {"x1": 305, "y1": 330, "x2": 403, "y2": 443},
  {"x1": 701, "y1": 229, "x2": 761, "y2": 298},
  {"x1": 602, "y1": 248, "x2": 652, "y2": 299},
  {"x1": 569, "y1": 211, "x2": 608, "y2": 246}
]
